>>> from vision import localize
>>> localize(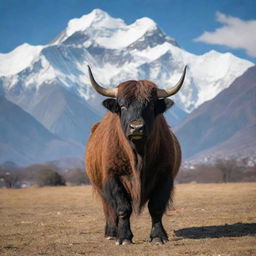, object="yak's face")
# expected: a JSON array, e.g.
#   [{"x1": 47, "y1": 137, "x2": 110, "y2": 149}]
[
  {"x1": 102, "y1": 81, "x2": 173, "y2": 142},
  {"x1": 88, "y1": 65, "x2": 186, "y2": 145}
]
